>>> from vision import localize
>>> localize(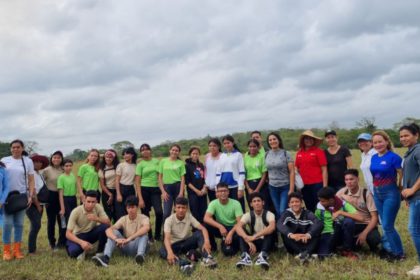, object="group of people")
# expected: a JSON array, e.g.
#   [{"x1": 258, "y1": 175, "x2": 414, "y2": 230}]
[{"x1": 0, "y1": 123, "x2": 419, "y2": 277}]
